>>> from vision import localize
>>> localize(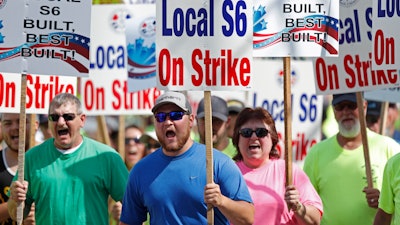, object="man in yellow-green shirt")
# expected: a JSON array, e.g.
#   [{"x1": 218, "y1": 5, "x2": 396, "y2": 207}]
[{"x1": 304, "y1": 93, "x2": 400, "y2": 225}]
